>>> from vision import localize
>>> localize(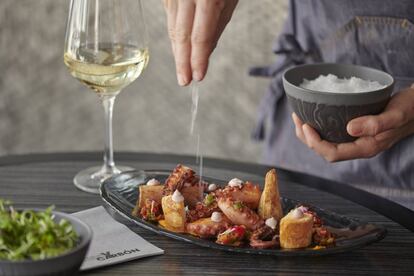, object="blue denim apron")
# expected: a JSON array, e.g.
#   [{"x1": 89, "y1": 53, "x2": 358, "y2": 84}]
[{"x1": 251, "y1": 0, "x2": 414, "y2": 192}]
